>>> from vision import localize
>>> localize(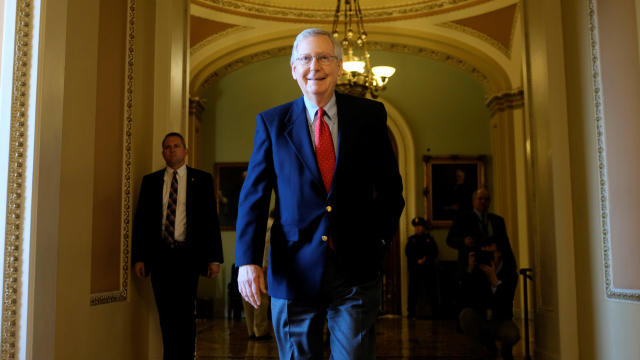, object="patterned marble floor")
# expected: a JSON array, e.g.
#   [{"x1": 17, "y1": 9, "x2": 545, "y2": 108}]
[{"x1": 195, "y1": 315, "x2": 529, "y2": 359}]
